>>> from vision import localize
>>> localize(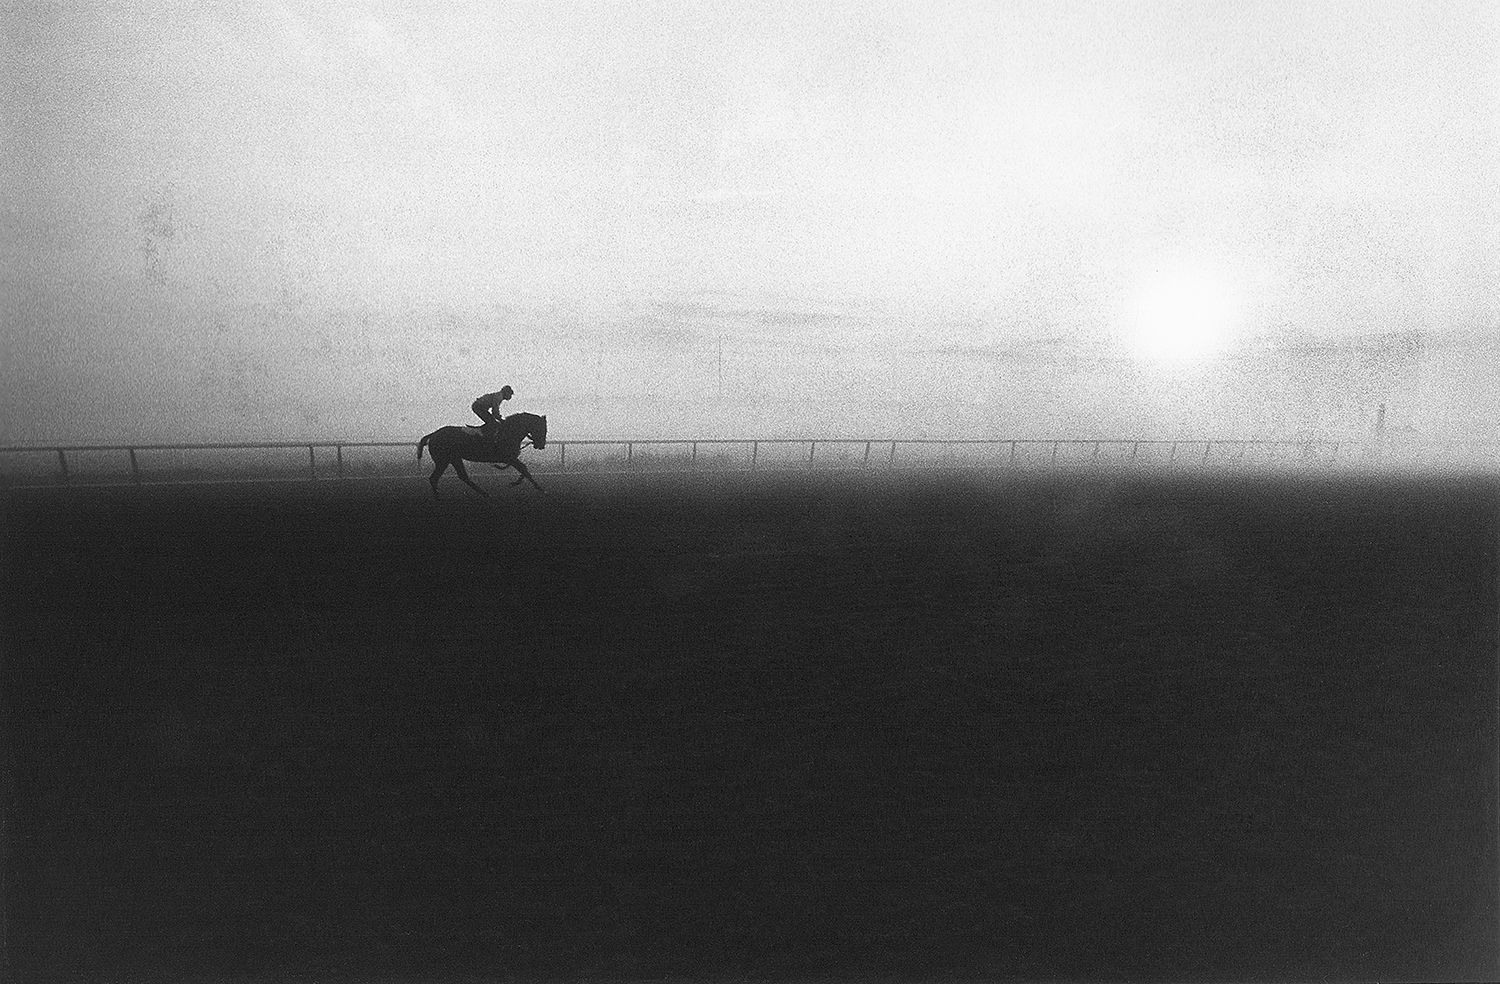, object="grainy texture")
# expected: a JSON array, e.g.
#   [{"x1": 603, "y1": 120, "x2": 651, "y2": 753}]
[{"x1": 2, "y1": 472, "x2": 1496, "y2": 982}]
